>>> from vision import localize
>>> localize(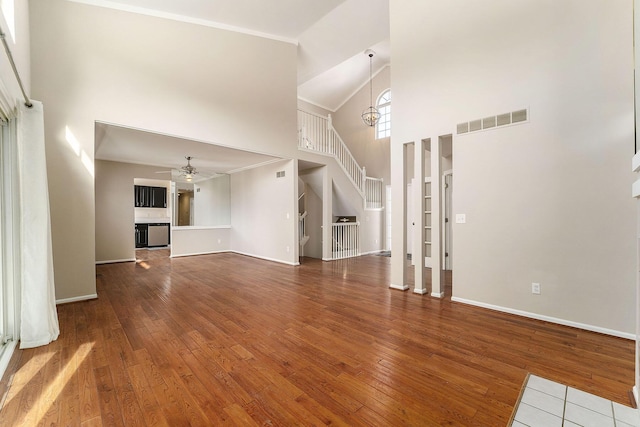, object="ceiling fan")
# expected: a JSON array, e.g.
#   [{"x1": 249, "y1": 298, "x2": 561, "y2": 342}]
[
  {"x1": 156, "y1": 156, "x2": 219, "y2": 182},
  {"x1": 179, "y1": 156, "x2": 198, "y2": 181}
]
